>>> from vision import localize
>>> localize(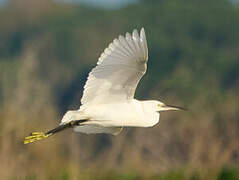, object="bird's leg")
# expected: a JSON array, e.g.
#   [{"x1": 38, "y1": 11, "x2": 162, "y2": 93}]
[{"x1": 24, "y1": 119, "x2": 88, "y2": 144}]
